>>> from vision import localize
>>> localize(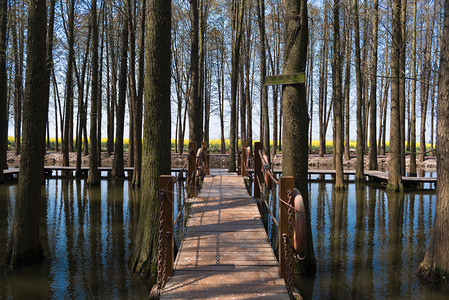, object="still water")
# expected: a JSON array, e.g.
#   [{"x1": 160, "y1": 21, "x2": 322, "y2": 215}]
[
  {"x1": 0, "y1": 174, "x2": 446, "y2": 299},
  {"x1": 0, "y1": 174, "x2": 187, "y2": 299}
]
